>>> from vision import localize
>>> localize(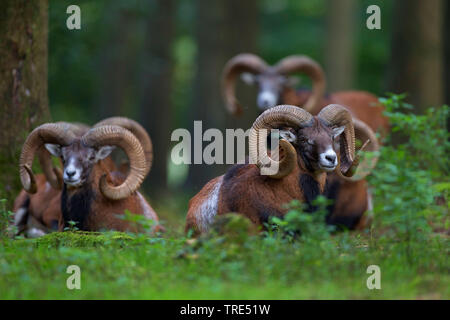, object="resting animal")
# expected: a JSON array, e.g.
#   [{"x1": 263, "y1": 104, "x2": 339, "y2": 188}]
[
  {"x1": 221, "y1": 53, "x2": 384, "y2": 229},
  {"x1": 186, "y1": 104, "x2": 378, "y2": 235},
  {"x1": 222, "y1": 53, "x2": 389, "y2": 137},
  {"x1": 16, "y1": 120, "x2": 159, "y2": 233}
]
